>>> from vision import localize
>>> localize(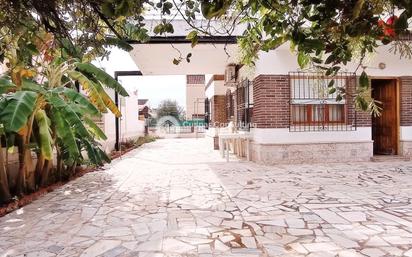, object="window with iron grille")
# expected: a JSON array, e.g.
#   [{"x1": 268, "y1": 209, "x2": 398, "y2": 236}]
[
  {"x1": 289, "y1": 71, "x2": 357, "y2": 132},
  {"x1": 204, "y1": 98, "x2": 210, "y2": 129},
  {"x1": 236, "y1": 79, "x2": 254, "y2": 131},
  {"x1": 226, "y1": 90, "x2": 234, "y2": 121}
]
